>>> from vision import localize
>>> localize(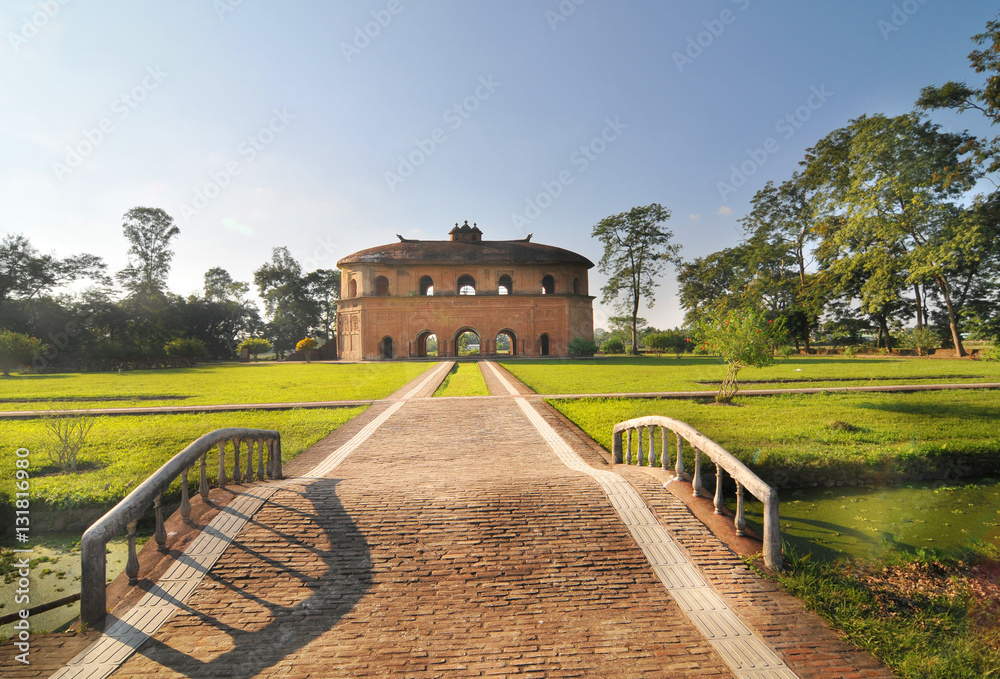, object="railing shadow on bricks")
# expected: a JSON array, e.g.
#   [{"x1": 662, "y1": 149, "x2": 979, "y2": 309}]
[
  {"x1": 612, "y1": 416, "x2": 782, "y2": 571},
  {"x1": 80, "y1": 428, "x2": 282, "y2": 627}
]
